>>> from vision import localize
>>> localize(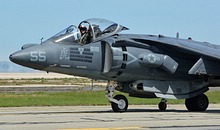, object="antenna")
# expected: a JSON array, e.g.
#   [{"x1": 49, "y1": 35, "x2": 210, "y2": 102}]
[
  {"x1": 41, "y1": 37, "x2": 44, "y2": 43},
  {"x1": 176, "y1": 32, "x2": 179, "y2": 38}
]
